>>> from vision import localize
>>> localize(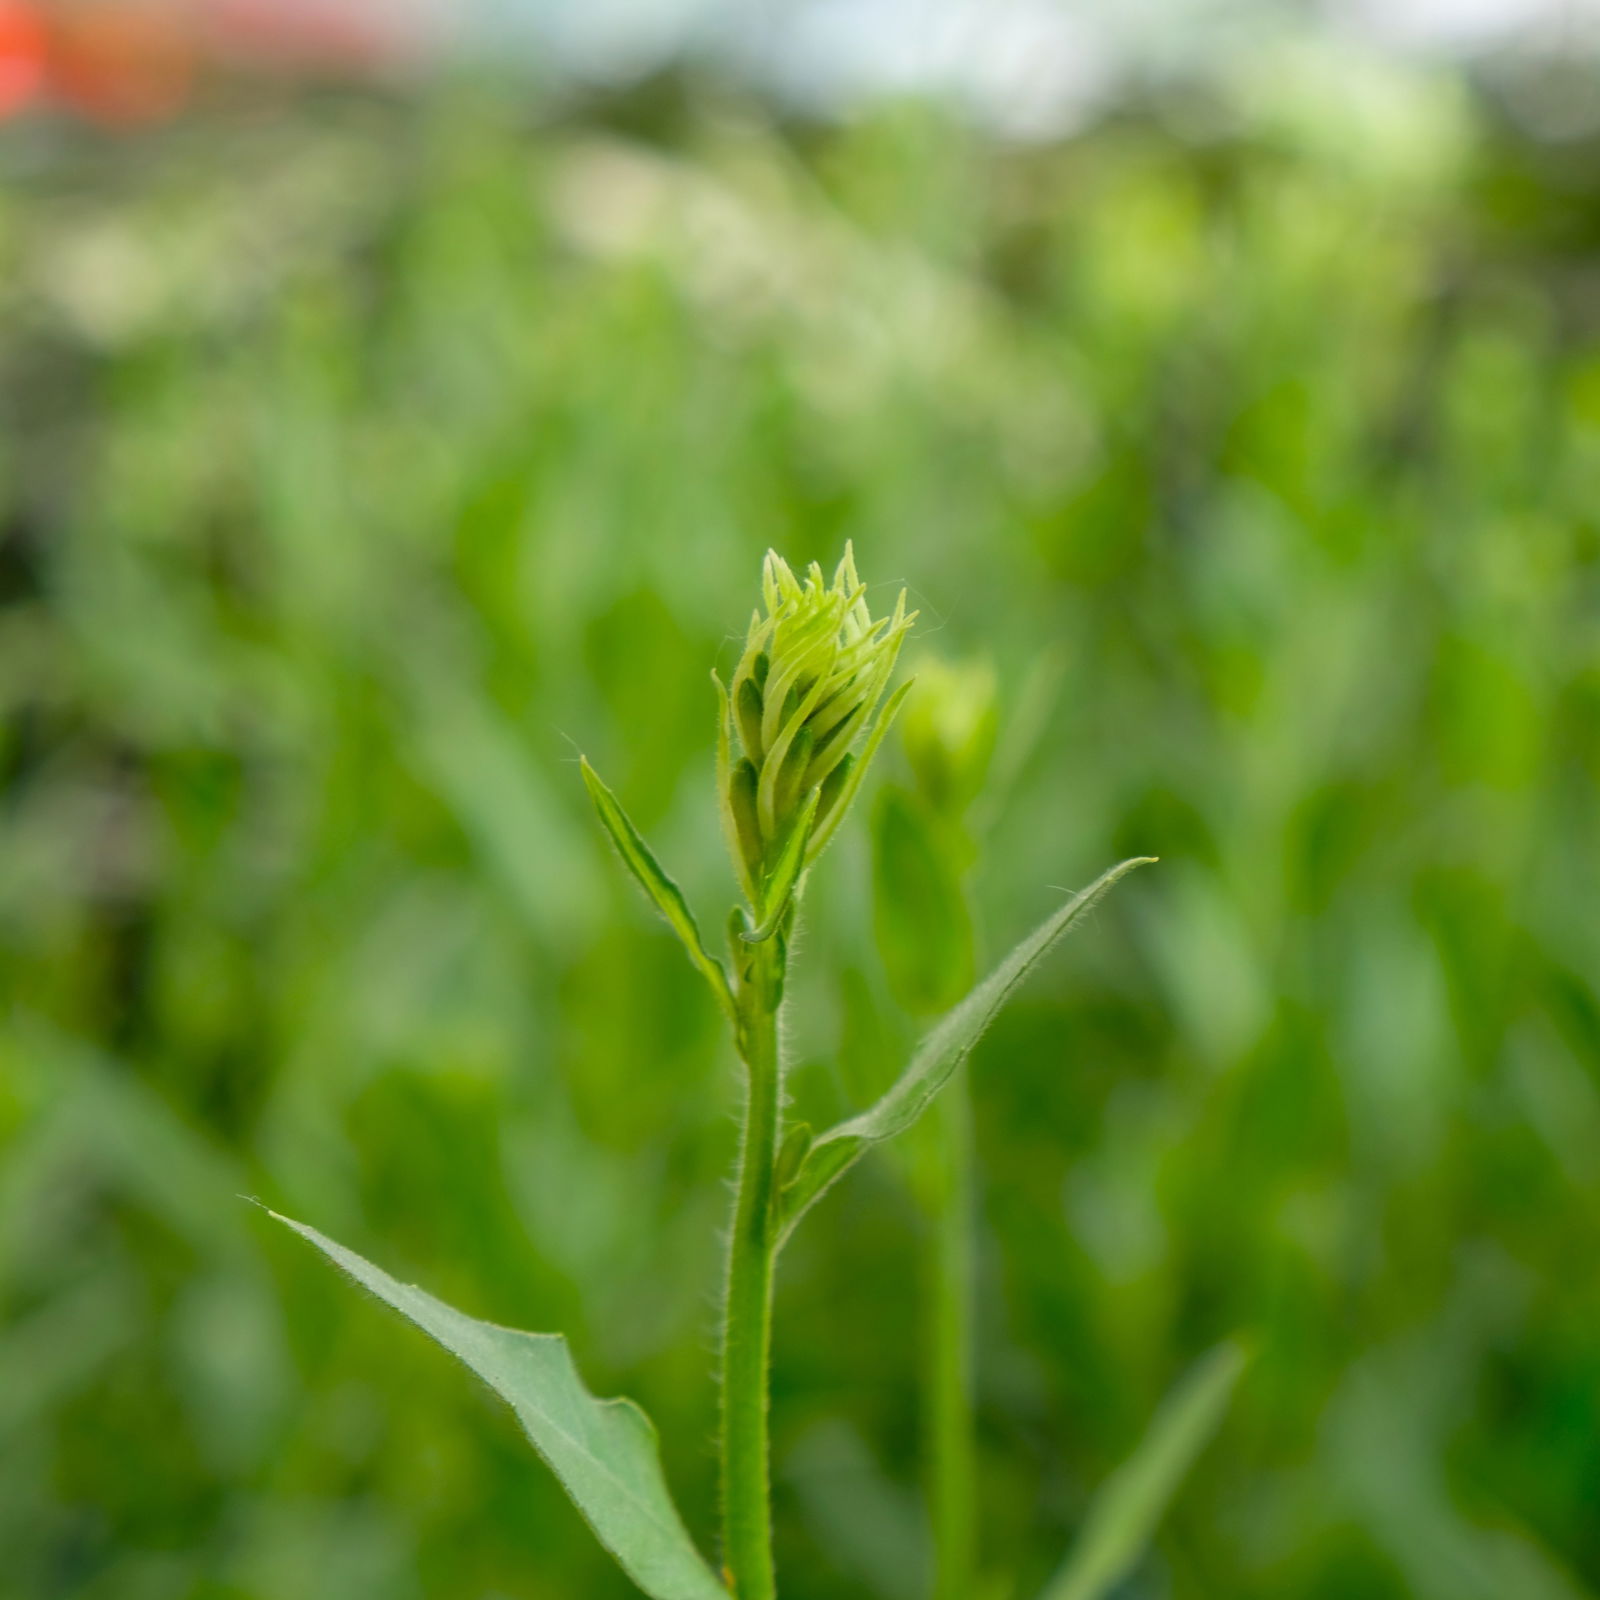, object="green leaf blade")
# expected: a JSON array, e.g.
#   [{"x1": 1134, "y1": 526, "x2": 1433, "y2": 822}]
[
  {"x1": 805, "y1": 677, "x2": 915, "y2": 866},
  {"x1": 1041, "y1": 1340, "x2": 1248, "y2": 1600},
  {"x1": 777, "y1": 857, "x2": 1154, "y2": 1242},
  {"x1": 743, "y1": 789, "x2": 820, "y2": 943},
  {"x1": 267, "y1": 1210, "x2": 728, "y2": 1600},
  {"x1": 581, "y1": 757, "x2": 735, "y2": 1021}
]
